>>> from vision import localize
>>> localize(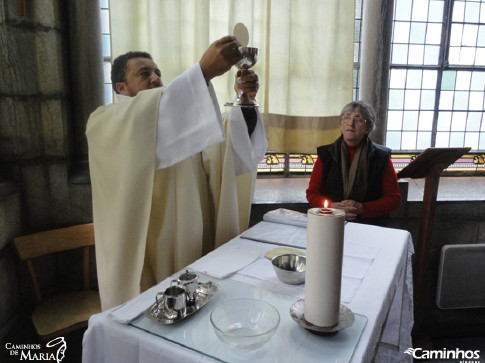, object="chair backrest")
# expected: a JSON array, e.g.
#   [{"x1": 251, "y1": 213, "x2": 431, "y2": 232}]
[{"x1": 14, "y1": 223, "x2": 95, "y2": 304}]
